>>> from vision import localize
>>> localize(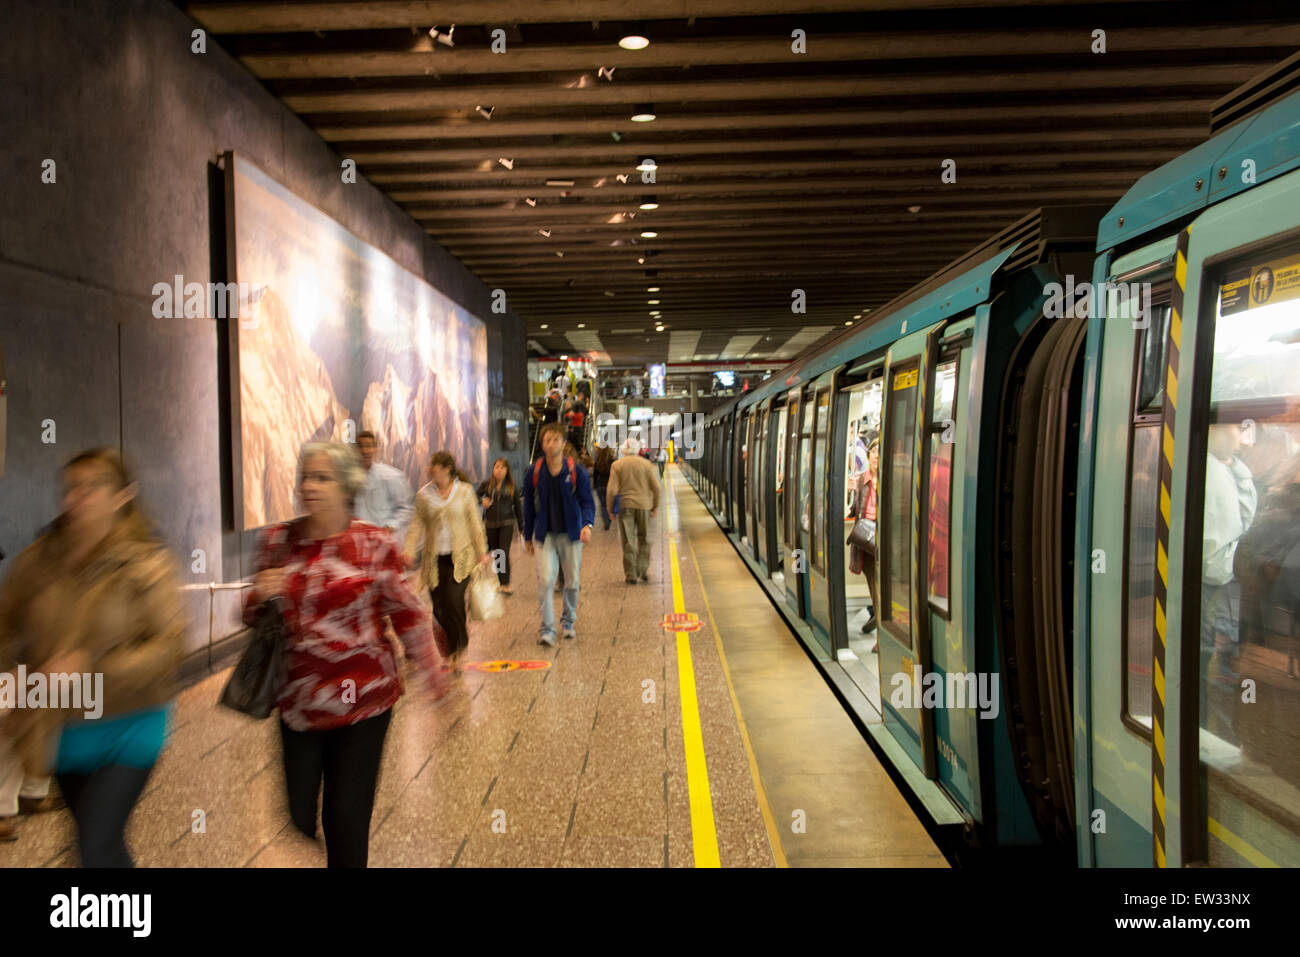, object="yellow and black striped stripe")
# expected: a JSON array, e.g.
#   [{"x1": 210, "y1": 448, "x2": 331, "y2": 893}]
[{"x1": 1152, "y1": 226, "x2": 1192, "y2": 868}]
